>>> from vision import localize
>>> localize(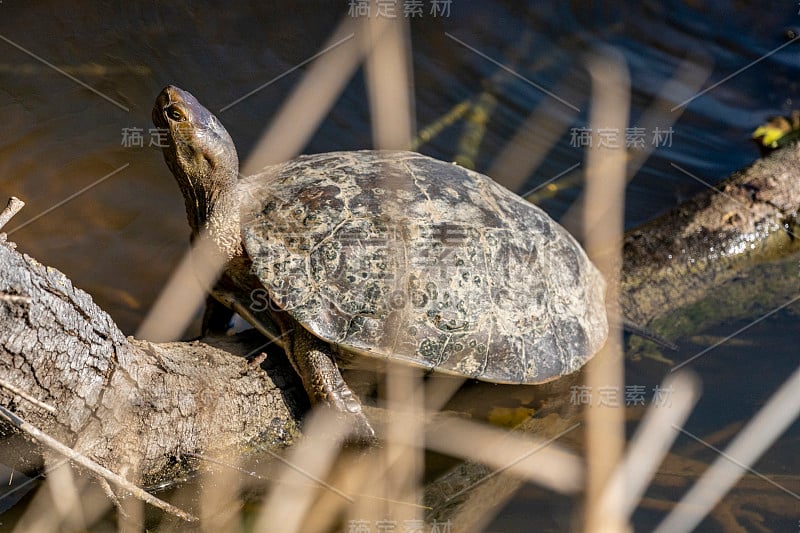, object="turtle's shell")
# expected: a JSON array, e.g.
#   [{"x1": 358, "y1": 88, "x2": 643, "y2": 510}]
[{"x1": 239, "y1": 151, "x2": 607, "y2": 384}]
